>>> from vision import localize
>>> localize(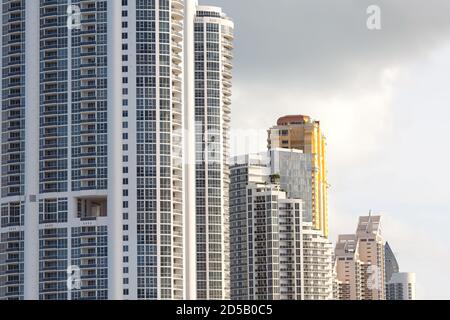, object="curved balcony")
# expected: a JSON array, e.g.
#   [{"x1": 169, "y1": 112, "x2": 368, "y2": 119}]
[
  {"x1": 223, "y1": 87, "x2": 232, "y2": 97},
  {"x1": 172, "y1": 41, "x2": 182, "y2": 54},
  {"x1": 223, "y1": 58, "x2": 233, "y2": 69},
  {"x1": 223, "y1": 69, "x2": 232, "y2": 80},
  {"x1": 172, "y1": 63, "x2": 182, "y2": 76},
  {"x1": 172, "y1": 0, "x2": 185, "y2": 10},
  {"x1": 172, "y1": 20, "x2": 183, "y2": 32},
  {"x1": 172, "y1": 31, "x2": 183, "y2": 43},
  {"x1": 171, "y1": 9, "x2": 184, "y2": 21},
  {"x1": 223, "y1": 50, "x2": 233, "y2": 59},
  {"x1": 222, "y1": 39, "x2": 233, "y2": 50},
  {"x1": 172, "y1": 53, "x2": 182, "y2": 65},
  {"x1": 172, "y1": 75, "x2": 182, "y2": 86}
]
